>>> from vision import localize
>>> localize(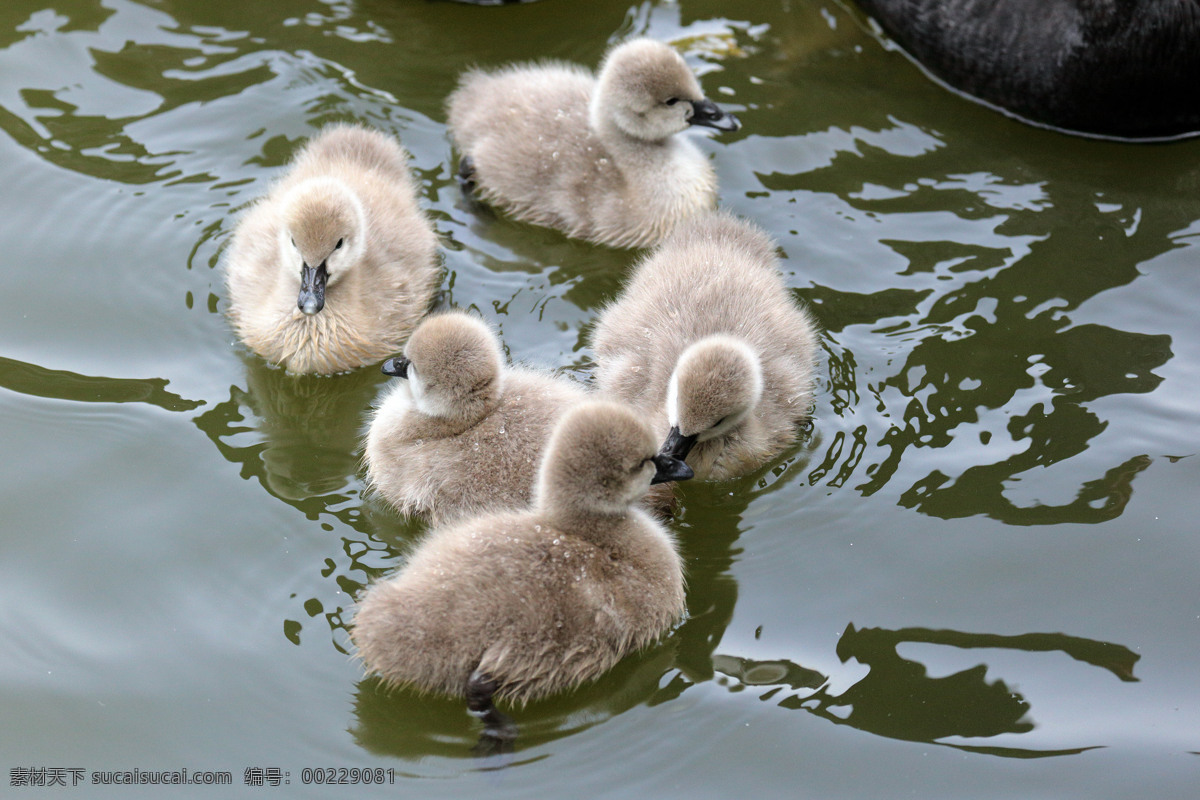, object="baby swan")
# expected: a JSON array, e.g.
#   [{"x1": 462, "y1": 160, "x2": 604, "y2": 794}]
[
  {"x1": 447, "y1": 38, "x2": 740, "y2": 249},
  {"x1": 364, "y1": 311, "x2": 588, "y2": 525},
  {"x1": 351, "y1": 400, "x2": 692, "y2": 749},
  {"x1": 224, "y1": 124, "x2": 440, "y2": 374},
  {"x1": 591, "y1": 212, "x2": 820, "y2": 480}
]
